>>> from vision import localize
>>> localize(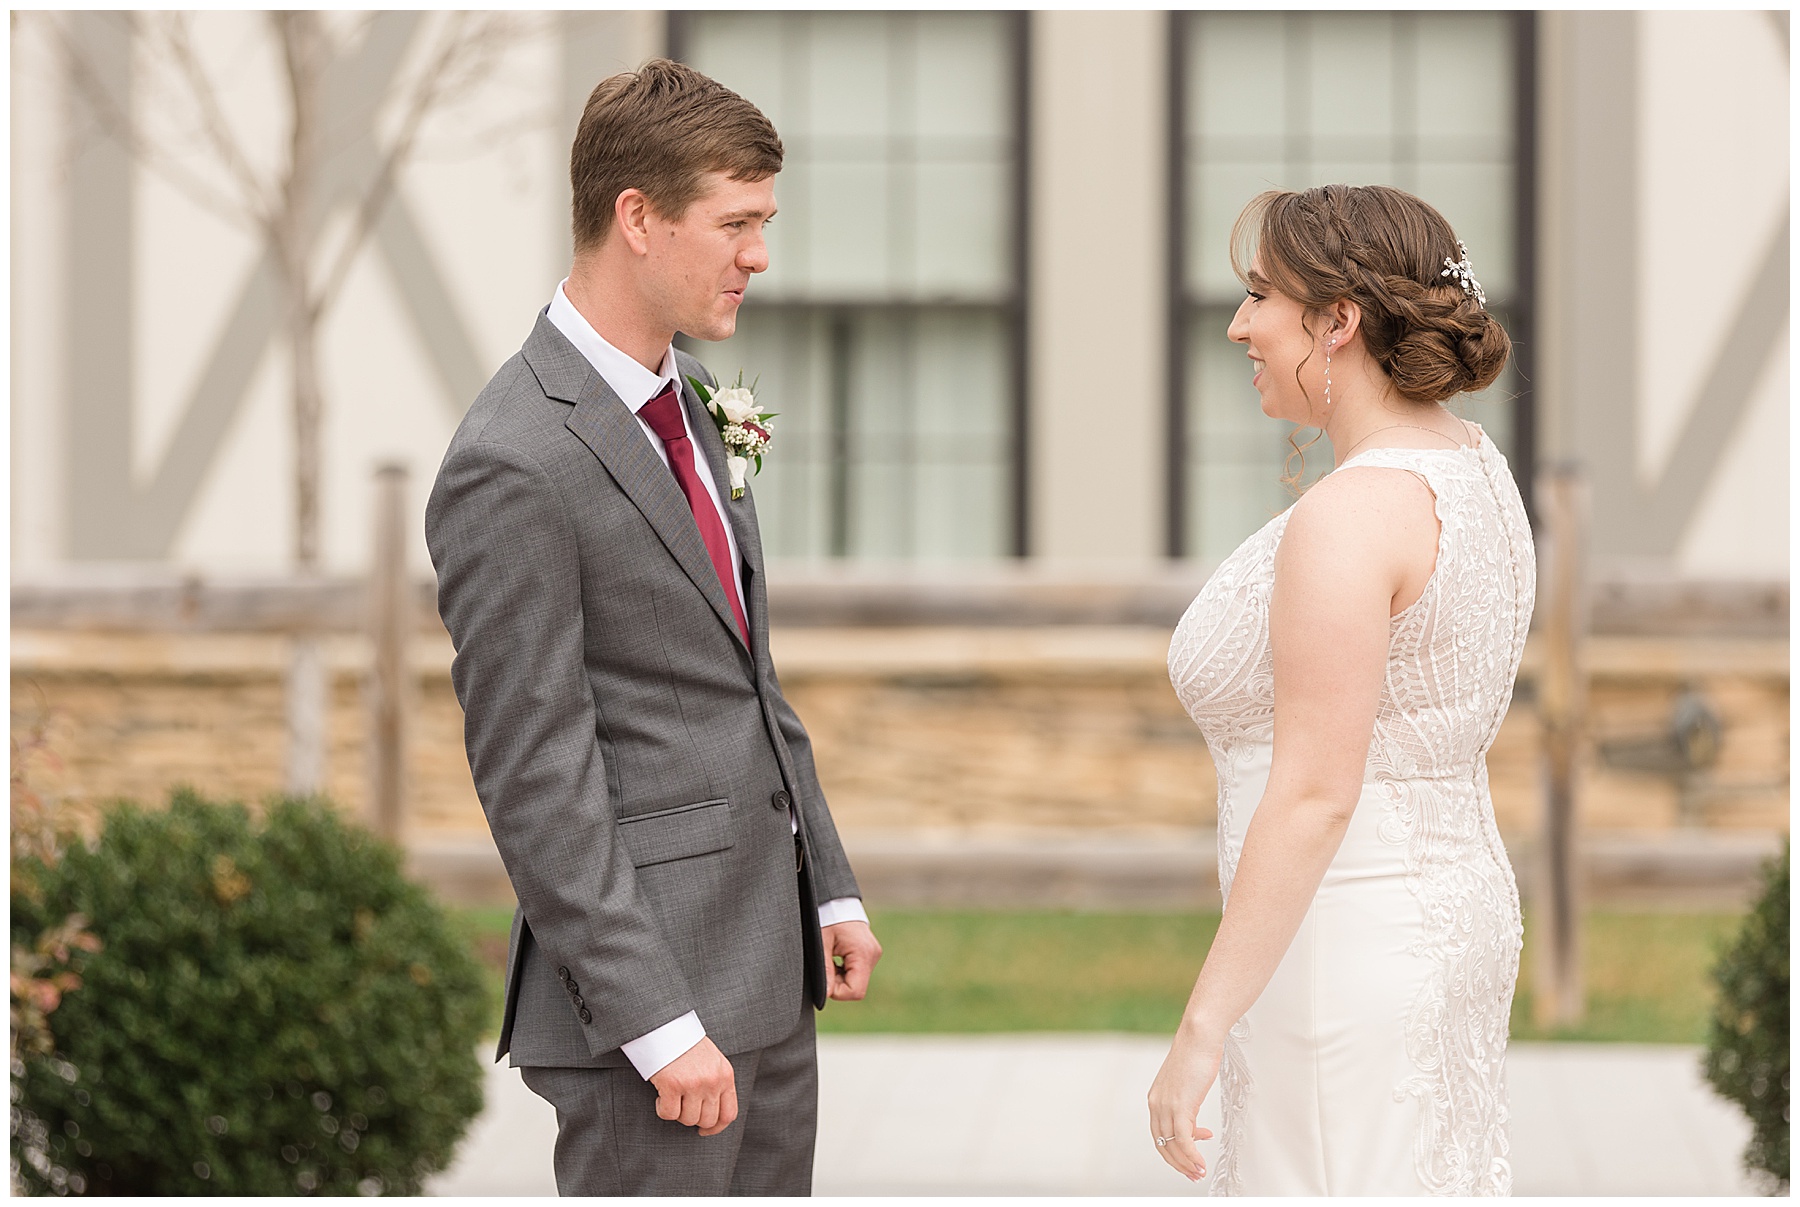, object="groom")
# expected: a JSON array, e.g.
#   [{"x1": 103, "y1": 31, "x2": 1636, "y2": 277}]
[{"x1": 425, "y1": 59, "x2": 880, "y2": 1195}]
